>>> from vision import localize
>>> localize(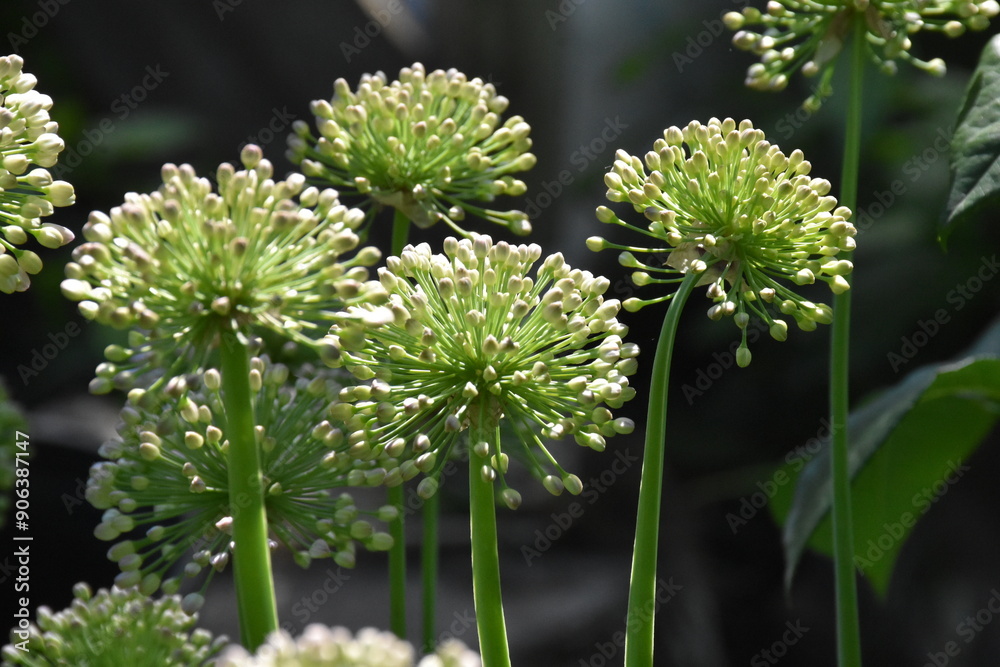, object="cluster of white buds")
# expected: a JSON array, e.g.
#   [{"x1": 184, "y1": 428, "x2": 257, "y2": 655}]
[
  {"x1": 0, "y1": 54, "x2": 74, "y2": 293},
  {"x1": 322, "y1": 234, "x2": 637, "y2": 506},
  {"x1": 288, "y1": 63, "x2": 535, "y2": 237},
  {"x1": 592, "y1": 118, "x2": 855, "y2": 366}
]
